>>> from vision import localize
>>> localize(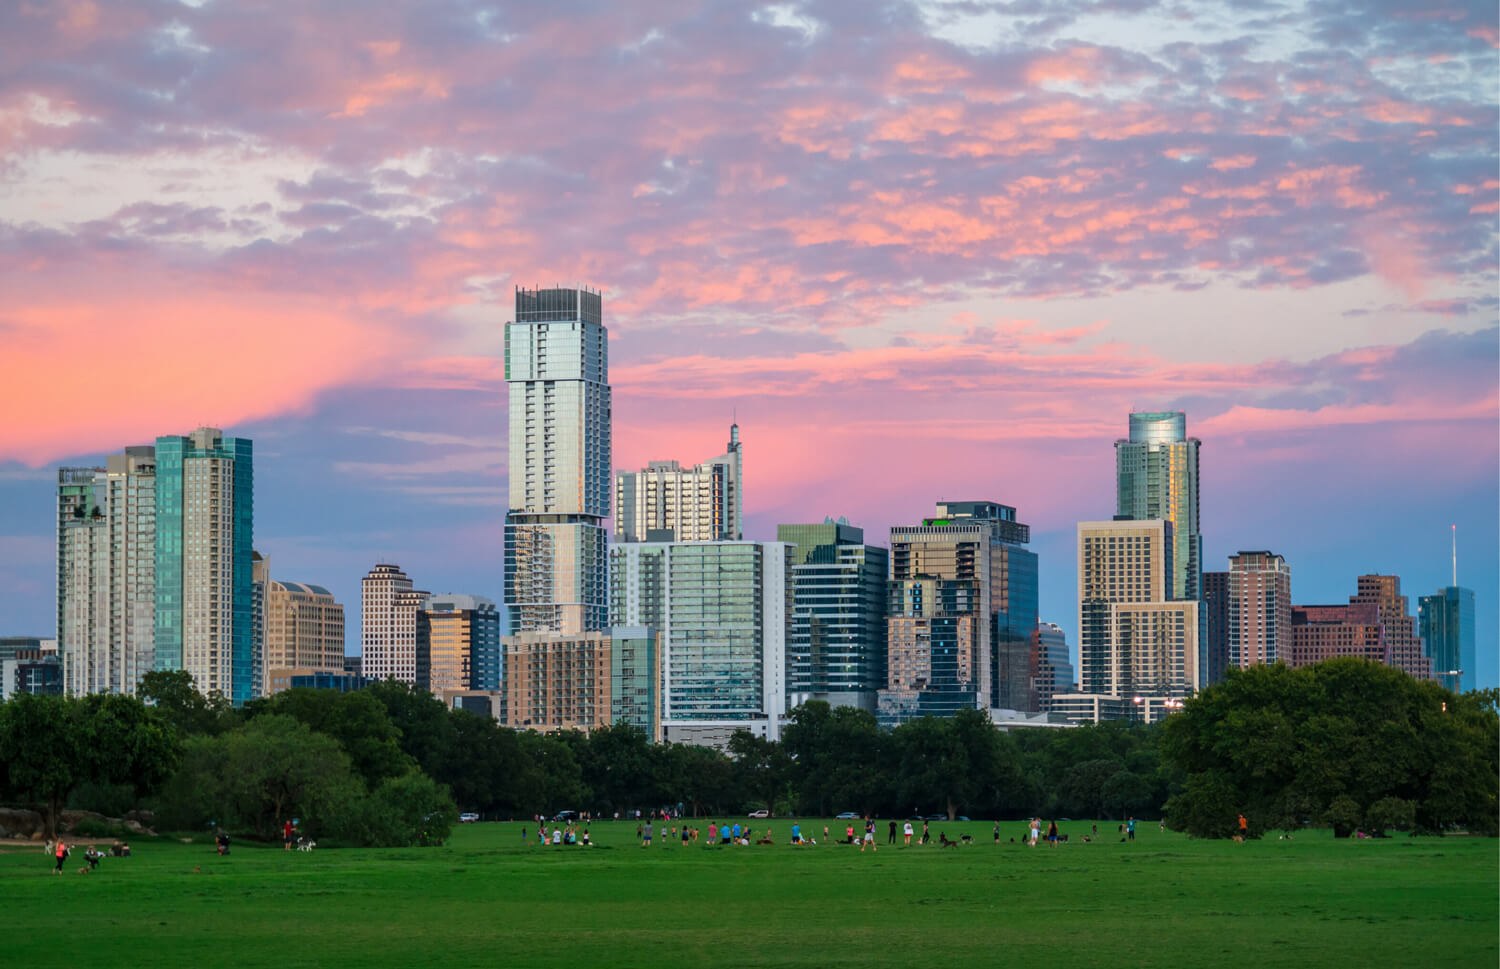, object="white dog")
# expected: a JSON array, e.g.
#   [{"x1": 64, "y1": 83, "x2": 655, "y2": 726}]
[{"x1": 296, "y1": 838, "x2": 316, "y2": 852}]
